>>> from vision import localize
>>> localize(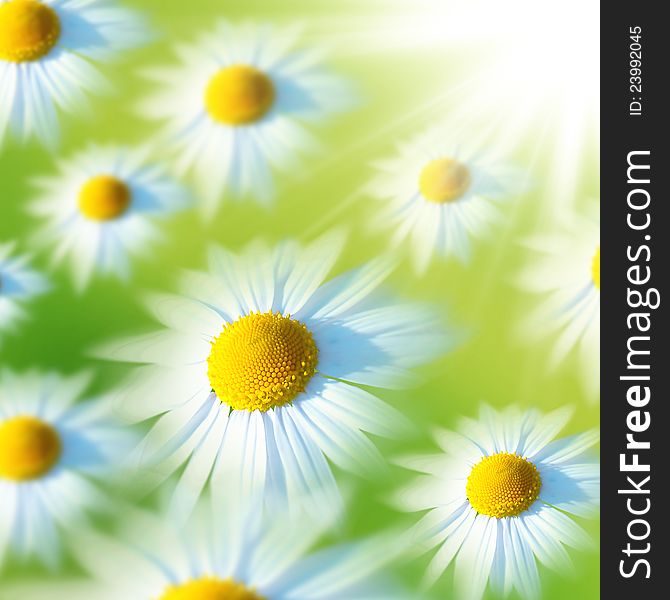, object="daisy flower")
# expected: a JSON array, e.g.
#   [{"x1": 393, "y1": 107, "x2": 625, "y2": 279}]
[
  {"x1": 139, "y1": 21, "x2": 352, "y2": 213},
  {"x1": 0, "y1": 242, "x2": 48, "y2": 342},
  {"x1": 96, "y1": 233, "x2": 448, "y2": 520},
  {"x1": 28, "y1": 144, "x2": 191, "y2": 291},
  {"x1": 0, "y1": 369, "x2": 133, "y2": 569},
  {"x1": 0, "y1": 0, "x2": 146, "y2": 147},
  {"x1": 368, "y1": 129, "x2": 517, "y2": 273},
  {"x1": 5, "y1": 499, "x2": 408, "y2": 600},
  {"x1": 394, "y1": 405, "x2": 599, "y2": 600},
  {"x1": 518, "y1": 207, "x2": 600, "y2": 397}
]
